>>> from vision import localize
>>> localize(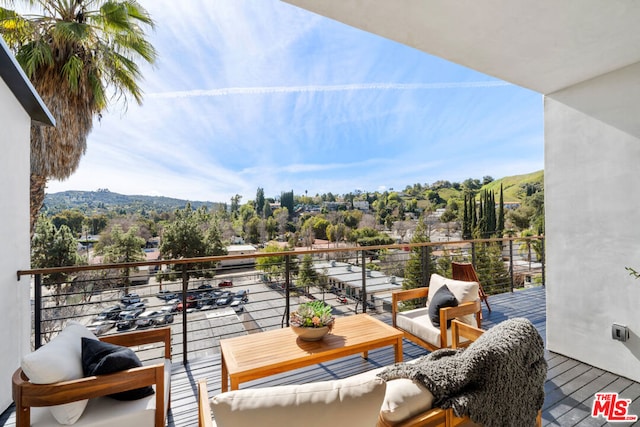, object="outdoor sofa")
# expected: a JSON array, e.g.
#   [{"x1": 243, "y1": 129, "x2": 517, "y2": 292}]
[{"x1": 198, "y1": 318, "x2": 546, "y2": 427}]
